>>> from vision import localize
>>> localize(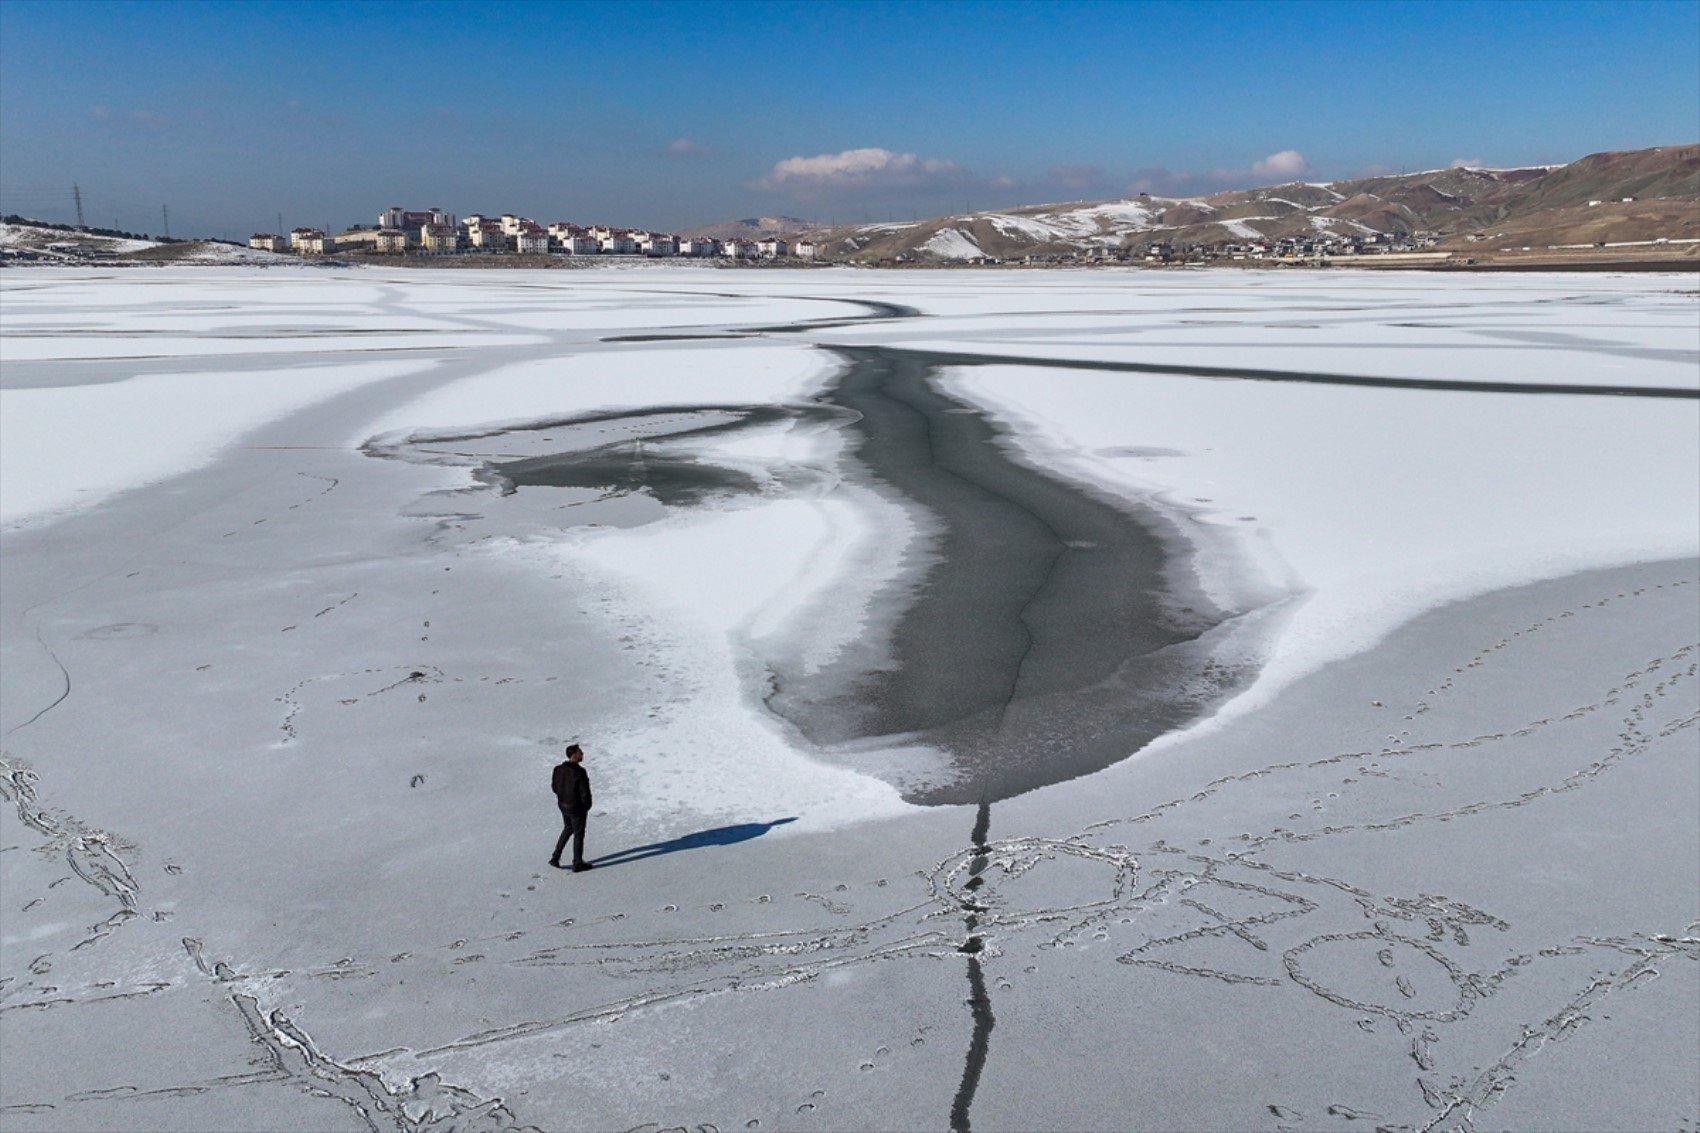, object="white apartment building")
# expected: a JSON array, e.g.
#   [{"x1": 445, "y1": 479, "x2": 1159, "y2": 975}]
[
  {"x1": 635, "y1": 231, "x2": 677, "y2": 256},
  {"x1": 793, "y1": 240, "x2": 816, "y2": 260},
  {"x1": 467, "y1": 220, "x2": 507, "y2": 249},
  {"x1": 722, "y1": 239, "x2": 757, "y2": 258},
  {"x1": 678, "y1": 238, "x2": 719, "y2": 257},
  {"x1": 249, "y1": 233, "x2": 287, "y2": 252},
  {"x1": 757, "y1": 238, "x2": 789, "y2": 257},
  {"x1": 600, "y1": 232, "x2": 640, "y2": 254},
  {"x1": 515, "y1": 228, "x2": 549, "y2": 254},
  {"x1": 421, "y1": 224, "x2": 459, "y2": 251},
  {"x1": 549, "y1": 223, "x2": 599, "y2": 254},
  {"x1": 337, "y1": 228, "x2": 410, "y2": 253},
  {"x1": 379, "y1": 207, "x2": 455, "y2": 235}
]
